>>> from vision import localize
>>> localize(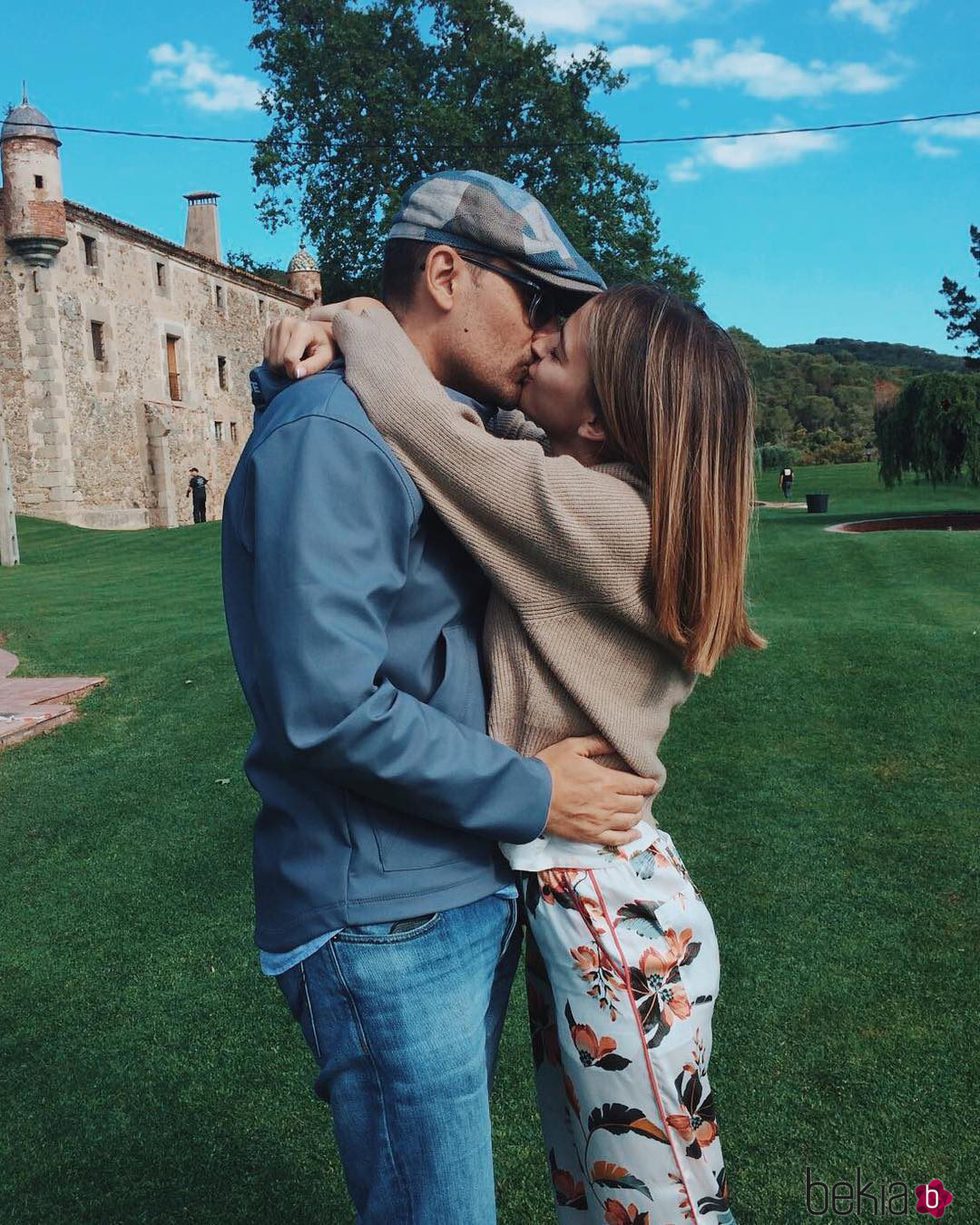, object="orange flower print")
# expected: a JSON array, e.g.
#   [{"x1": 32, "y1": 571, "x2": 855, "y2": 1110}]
[
  {"x1": 665, "y1": 1060, "x2": 719, "y2": 1159},
  {"x1": 603, "y1": 1201, "x2": 650, "y2": 1225},
  {"x1": 638, "y1": 926, "x2": 696, "y2": 977},
  {"x1": 628, "y1": 928, "x2": 700, "y2": 1048},
  {"x1": 572, "y1": 944, "x2": 600, "y2": 973},
  {"x1": 571, "y1": 943, "x2": 624, "y2": 1019},
  {"x1": 564, "y1": 1001, "x2": 632, "y2": 1070},
  {"x1": 549, "y1": 1150, "x2": 587, "y2": 1209}
]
